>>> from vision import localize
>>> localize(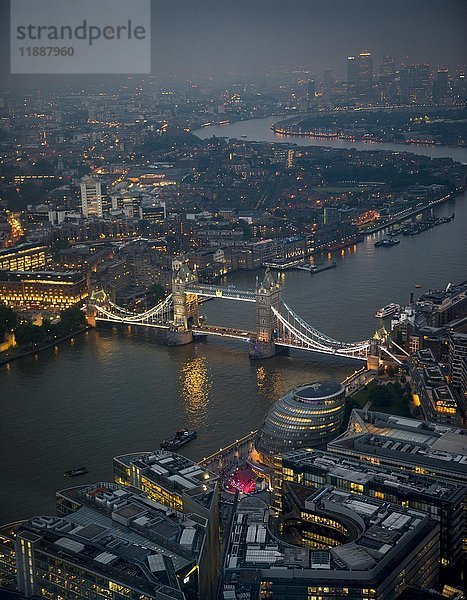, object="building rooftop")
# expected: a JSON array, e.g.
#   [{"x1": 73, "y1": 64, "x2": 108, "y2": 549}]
[
  {"x1": 0, "y1": 483, "x2": 209, "y2": 599},
  {"x1": 114, "y1": 450, "x2": 218, "y2": 509},
  {"x1": 328, "y1": 409, "x2": 467, "y2": 479},
  {"x1": 281, "y1": 448, "x2": 464, "y2": 502},
  {"x1": 0, "y1": 270, "x2": 84, "y2": 282},
  {"x1": 222, "y1": 486, "x2": 436, "y2": 594},
  {"x1": 294, "y1": 381, "x2": 344, "y2": 402},
  {"x1": 0, "y1": 242, "x2": 47, "y2": 257}
]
